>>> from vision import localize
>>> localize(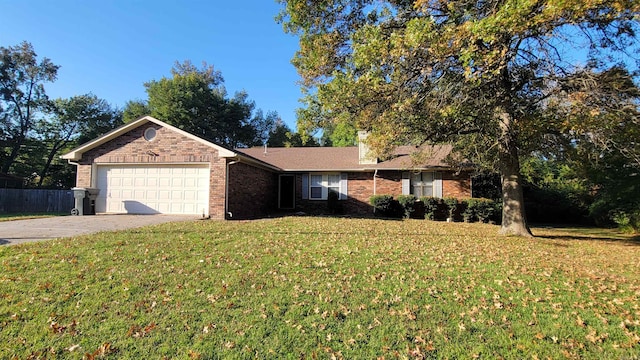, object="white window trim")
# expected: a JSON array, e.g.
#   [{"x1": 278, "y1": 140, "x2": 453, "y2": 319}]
[{"x1": 402, "y1": 171, "x2": 442, "y2": 198}]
